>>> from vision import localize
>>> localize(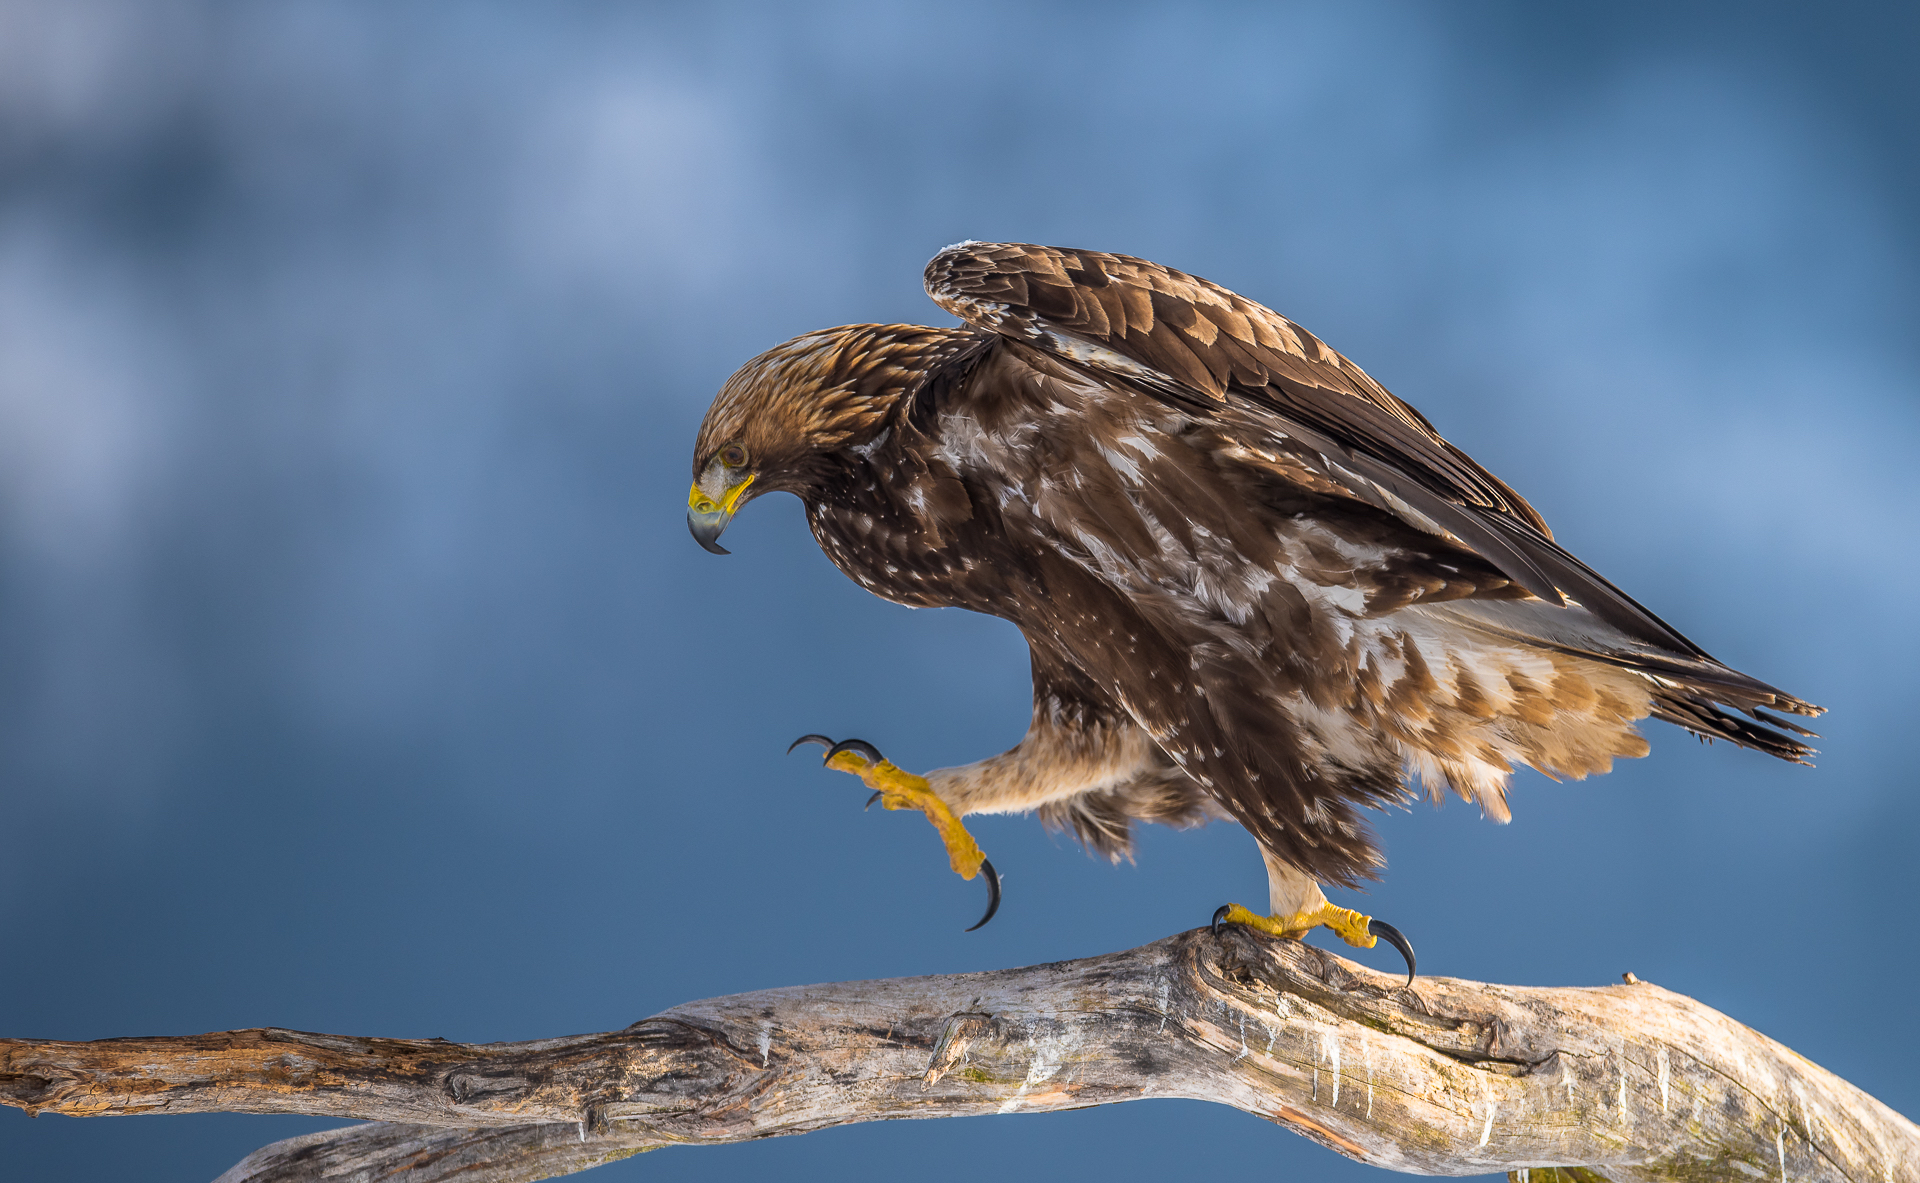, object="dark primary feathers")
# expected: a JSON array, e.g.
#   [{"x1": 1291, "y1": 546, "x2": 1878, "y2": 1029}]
[{"x1": 694, "y1": 242, "x2": 1820, "y2": 886}]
